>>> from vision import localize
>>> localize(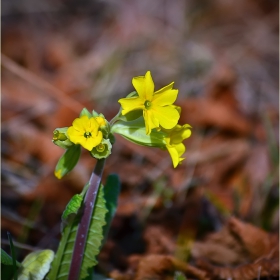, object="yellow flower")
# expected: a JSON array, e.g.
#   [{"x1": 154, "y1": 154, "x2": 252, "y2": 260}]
[
  {"x1": 67, "y1": 116, "x2": 103, "y2": 151},
  {"x1": 118, "y1": 71, "x2": 180, "y2": 135},
  {"x1": 165, "y1": 139, "x2": 186, "y2": 168},
  {"x1": 164, "y1": 124, "x2": 192, "y2": 168}
]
